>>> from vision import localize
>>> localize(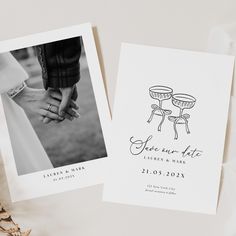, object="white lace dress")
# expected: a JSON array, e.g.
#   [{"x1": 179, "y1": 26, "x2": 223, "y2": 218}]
[{"x1": 0, "y1": 52, "x2": 53, "y2": 176}]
